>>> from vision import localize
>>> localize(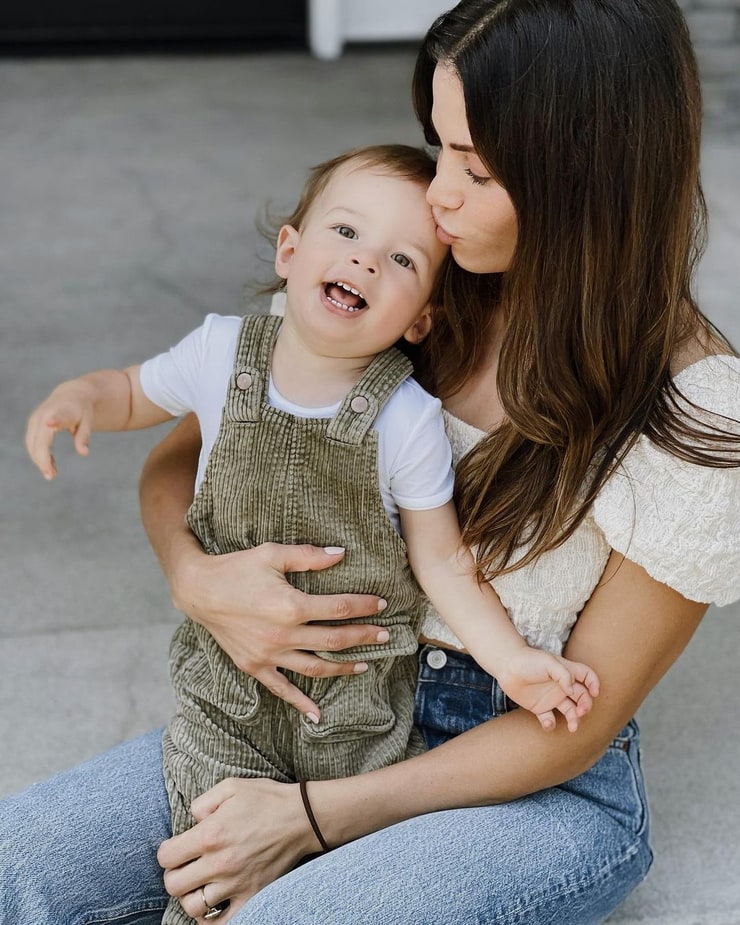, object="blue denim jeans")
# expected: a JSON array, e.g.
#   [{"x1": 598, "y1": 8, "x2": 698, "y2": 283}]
[{"x1": 0, "y1": 647, "x2": 652, "y2": 924}]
